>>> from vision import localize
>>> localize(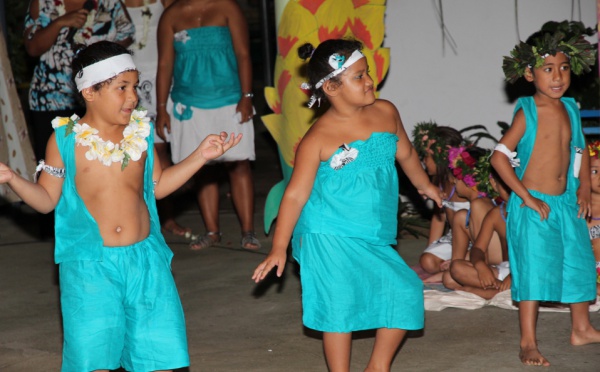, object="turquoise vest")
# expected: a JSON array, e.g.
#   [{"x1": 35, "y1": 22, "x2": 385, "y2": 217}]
[
  {"x1": 53, "y1": 124, "x2": 172, "y2": 263},
  {"x1": 511, "y1": 96, "x2": 584, "y2": 194}
]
